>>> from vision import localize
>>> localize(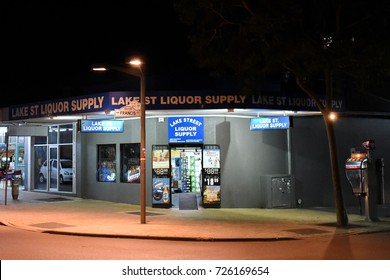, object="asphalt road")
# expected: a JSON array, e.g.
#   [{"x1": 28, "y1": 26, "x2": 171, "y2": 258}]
[{"x1": 1, "y1": 225, "x2": 390, "y2": 260}]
